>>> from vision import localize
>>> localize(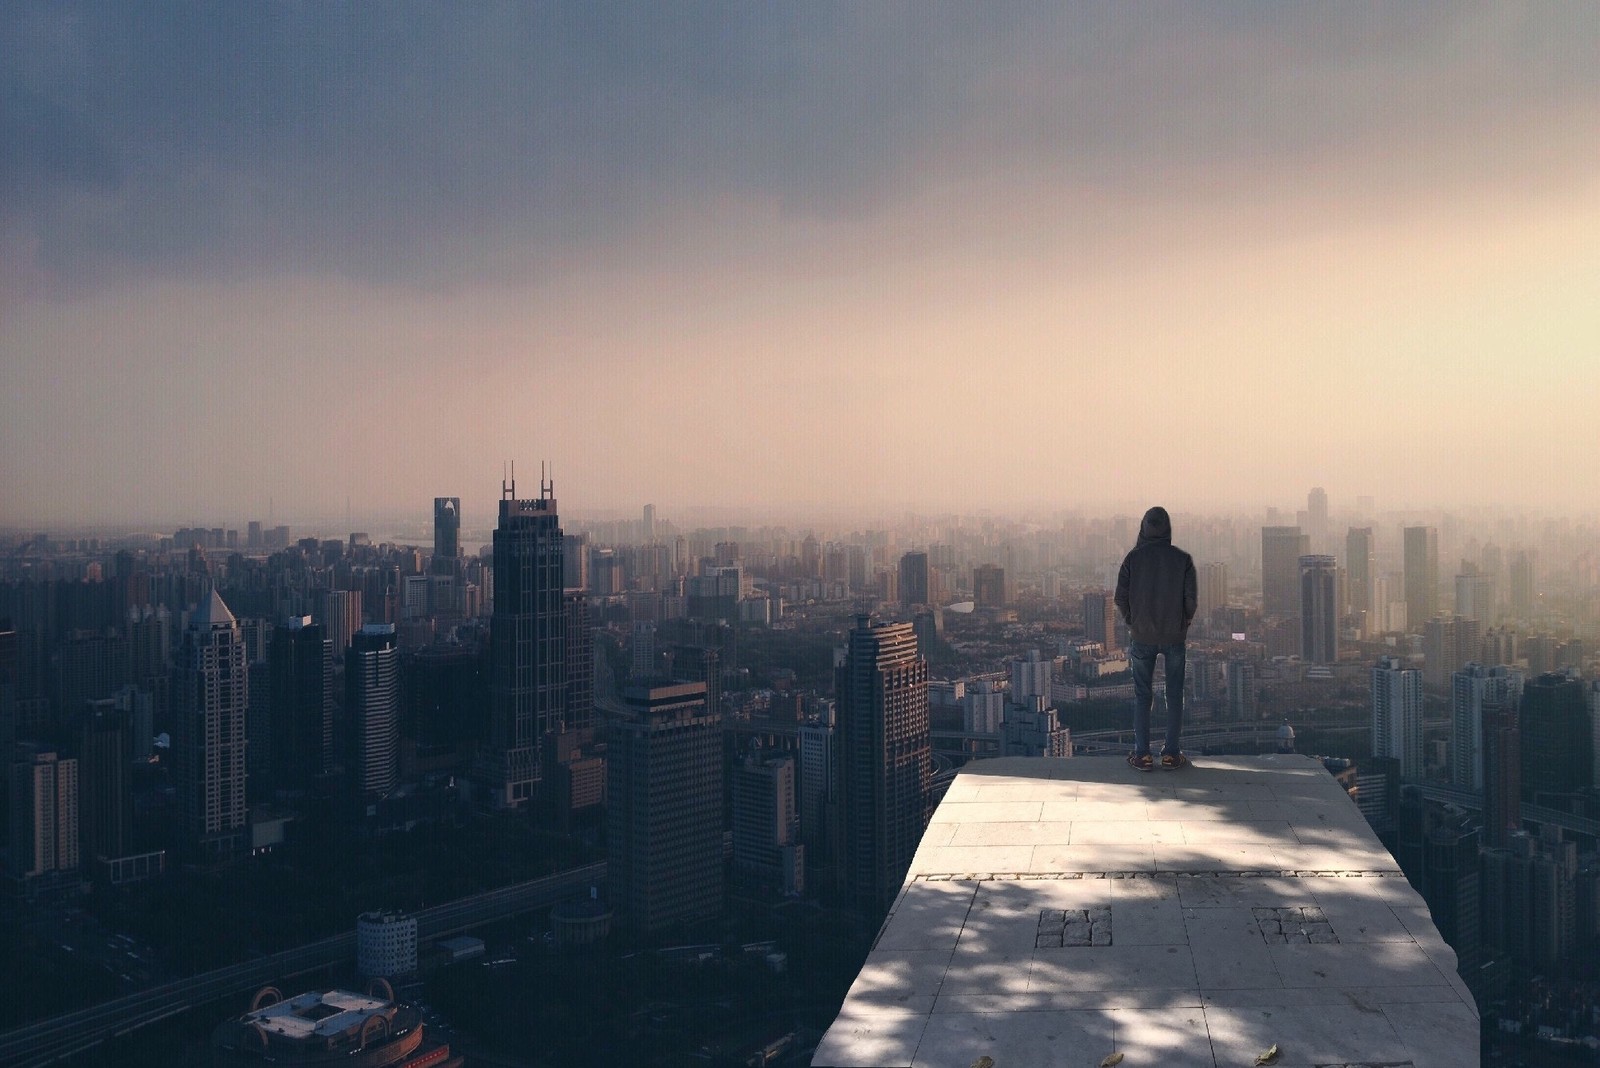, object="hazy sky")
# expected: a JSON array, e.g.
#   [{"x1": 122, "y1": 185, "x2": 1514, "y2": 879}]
[{"x1": 4, "y1": 2, "x2": 1598, "y2": 529}]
